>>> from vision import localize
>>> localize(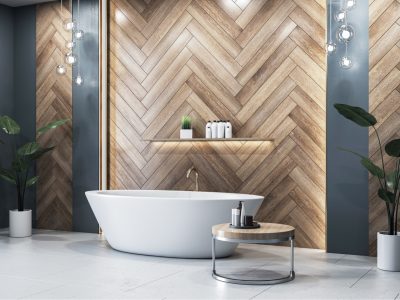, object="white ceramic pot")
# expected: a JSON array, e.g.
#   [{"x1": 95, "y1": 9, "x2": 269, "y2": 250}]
[
  {"x1": 180, "y1": 129, "x2": 193, "y2": 139},
  {"x1": 9, "y1": 209, "x2": 32, "y2": 238},
  {"x1": 377, "y1": 232, "x2": 400, "y2": 271}
]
